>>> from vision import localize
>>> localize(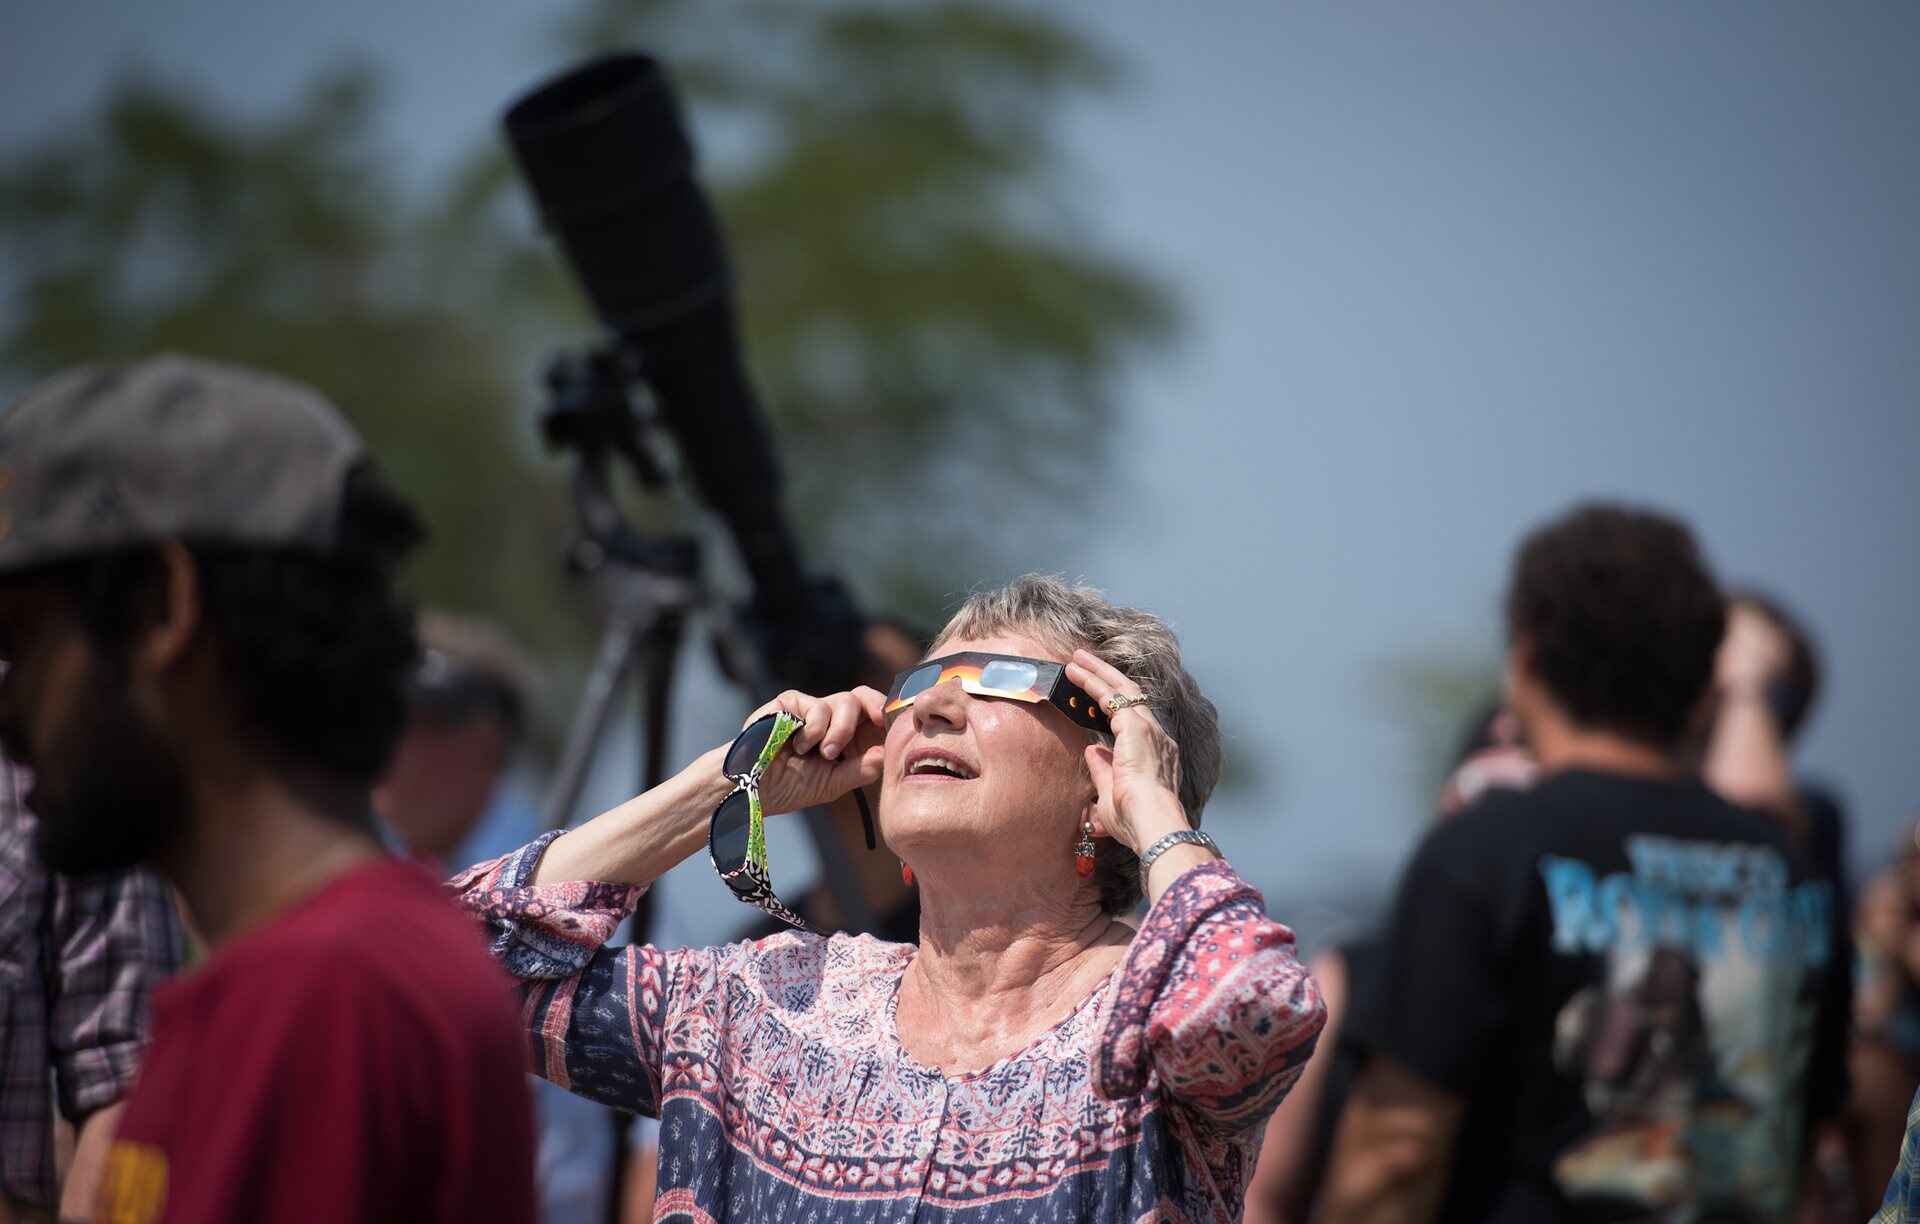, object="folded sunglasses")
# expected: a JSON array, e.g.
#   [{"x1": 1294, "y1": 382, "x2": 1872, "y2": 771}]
[{"x1": 708, "y1": 711, "x2": 876, "y2": 930}]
